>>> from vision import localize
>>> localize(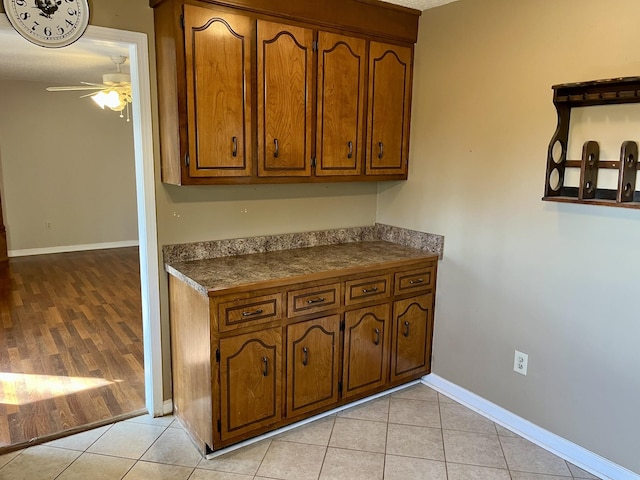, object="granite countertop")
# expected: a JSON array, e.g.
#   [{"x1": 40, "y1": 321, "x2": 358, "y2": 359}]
[{"x1": 166, "y1": 241, "x2": 438, "y2": 296}]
